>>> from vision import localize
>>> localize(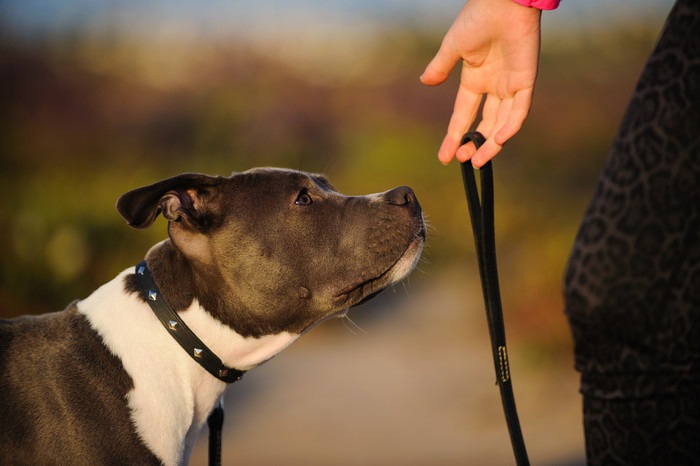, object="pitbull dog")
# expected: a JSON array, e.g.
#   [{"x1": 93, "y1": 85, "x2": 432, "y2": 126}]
[{"x1": 0, "y1": 167, "x2": 425, "y2": 466}]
